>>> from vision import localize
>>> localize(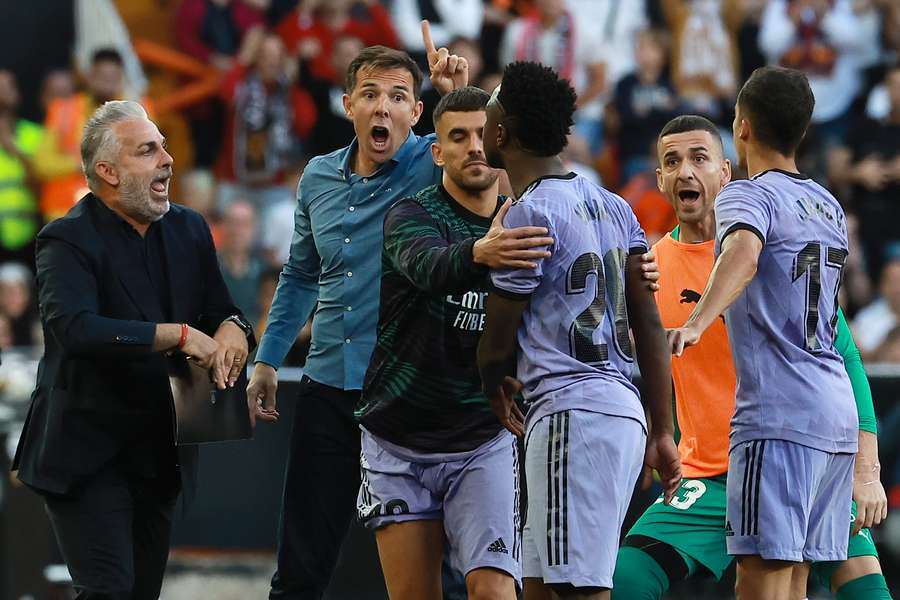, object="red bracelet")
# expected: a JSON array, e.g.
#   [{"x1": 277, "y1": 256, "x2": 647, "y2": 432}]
[{"x1": 177, "y1": 323, "x2": 189, "y2": 350}]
